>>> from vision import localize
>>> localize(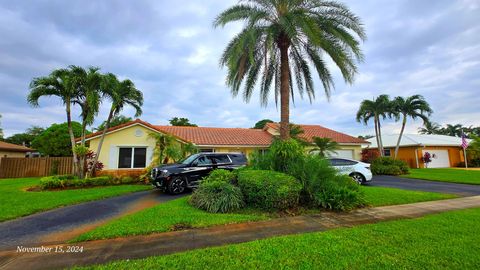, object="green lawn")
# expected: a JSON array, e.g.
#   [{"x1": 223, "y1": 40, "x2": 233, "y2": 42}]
[
  {"x1": 0, "y1": 177, "x2": 151, "y2": 221},
  {"x1": 403, "y1": 168, "x2": 480, "y2": 185},
  {"x1": 73, "y1": 186, "x2": 454, "y2": 242},
  {"x1": 361, "y1": 186, "x2": 456, "y2": 206},
  {"x1": 77, "y1": 207, "x2": 480, "y2": 270}
]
